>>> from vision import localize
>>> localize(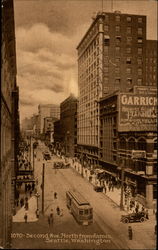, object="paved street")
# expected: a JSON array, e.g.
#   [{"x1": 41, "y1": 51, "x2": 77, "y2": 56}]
[{"x1": 12, "y1": 143, "x2": 156, "y2": 249}]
